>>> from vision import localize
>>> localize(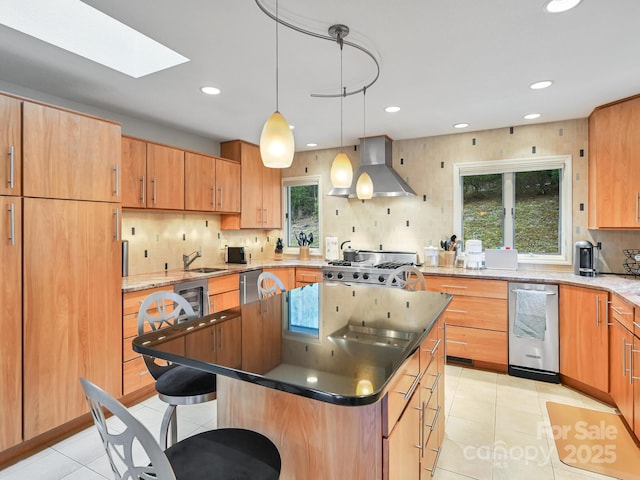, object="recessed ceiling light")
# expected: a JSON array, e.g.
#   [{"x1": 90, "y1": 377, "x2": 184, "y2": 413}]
[
  {"x1": 306, "y1": 143, "x2": 318, "y2": 147},
  {"x1": 385, "y1": 106, "x2": 401, "y2": 113},
  {"x1": 453, "y1": 123, "x2": 469, "y2": 129},
  {"x1": 543, "y1": 0, "x2": 582, "y2": 13},
  {"x1": 524, "y1": 113, "x2": 541, "y2": 120},
  {"x1": 0, "y1": 0, "x2": 189, "y2": 78},
  {"x1": 530, "y1": 80, "x2": 553, "y2": 90},
  {"x1": 200, "y1": 86, "x2": 220, "y2": 95}
]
